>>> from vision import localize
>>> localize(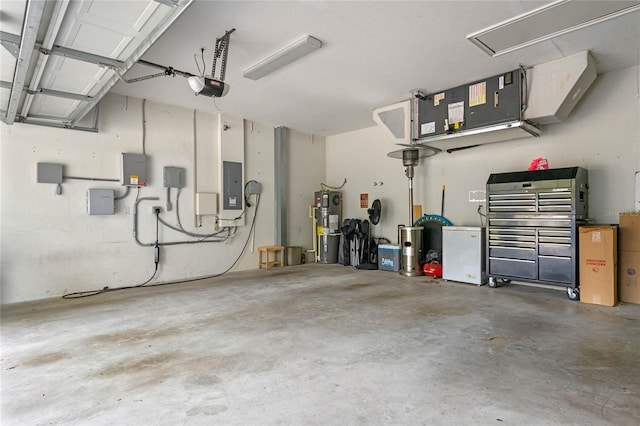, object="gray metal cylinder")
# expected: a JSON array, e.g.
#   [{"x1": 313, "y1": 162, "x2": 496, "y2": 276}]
[
  {"x1": 399, "y1": 226, "x2": 423, "y2": 277},
  {"x1": 318, "y1": 233, "x2": 341, "y2": 264}
]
